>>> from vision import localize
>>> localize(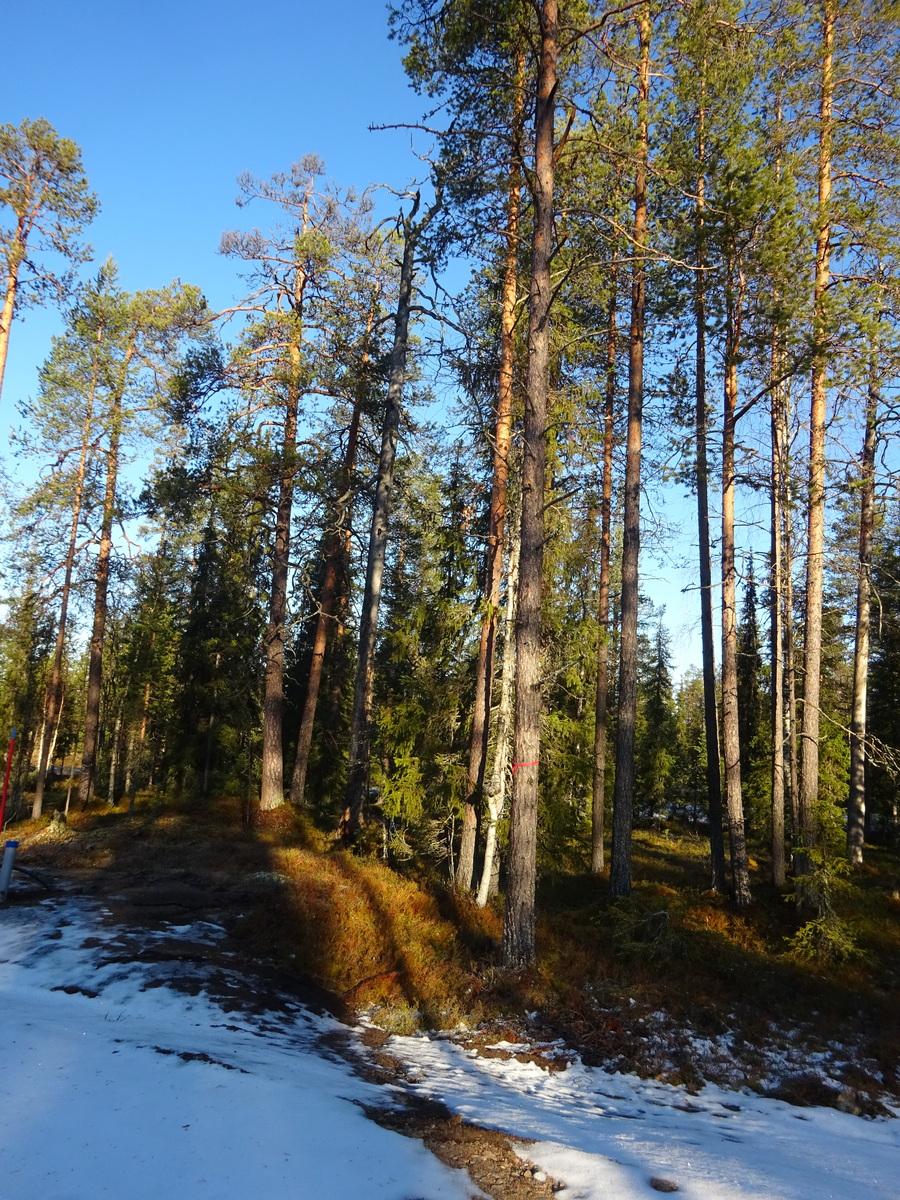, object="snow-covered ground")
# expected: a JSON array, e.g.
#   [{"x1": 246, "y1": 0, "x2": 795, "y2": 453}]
[
  {"x1": 385, "y1": 1029, "x2": 900, "y2": 1199},
  {"x1": 0, "y1": 898, "x2": 475, "y2": 1200},
  {"x1": 0, "y1": 896, "x2": 897, "y2": 1200}
]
